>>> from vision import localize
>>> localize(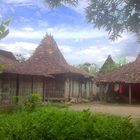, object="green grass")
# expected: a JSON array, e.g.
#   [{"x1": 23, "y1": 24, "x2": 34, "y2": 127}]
[{"x1": 0, "y1": 105, "x2": 140, "y2": 140}]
